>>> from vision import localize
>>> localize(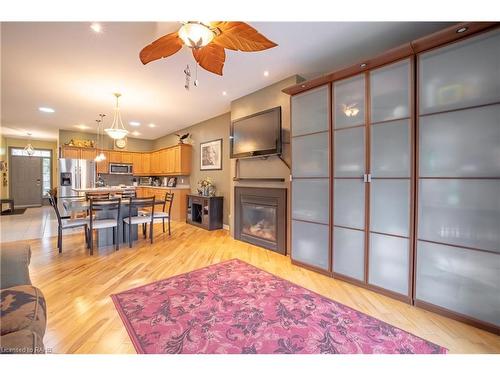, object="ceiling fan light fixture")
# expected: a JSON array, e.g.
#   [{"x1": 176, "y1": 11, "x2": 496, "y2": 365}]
[{"x1": 178, "y1": 22, "x2": 214, "y2": 48}]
